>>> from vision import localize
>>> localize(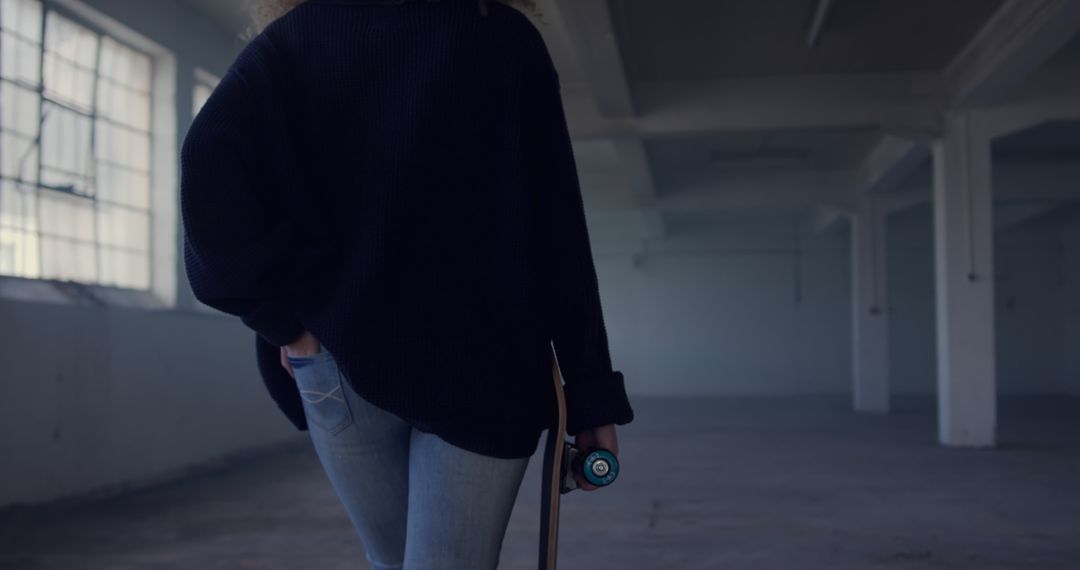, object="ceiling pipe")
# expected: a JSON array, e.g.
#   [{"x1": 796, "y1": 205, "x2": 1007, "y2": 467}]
[{"x1": 806, "y1": 0, "x2": 834, "y2": 48}]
